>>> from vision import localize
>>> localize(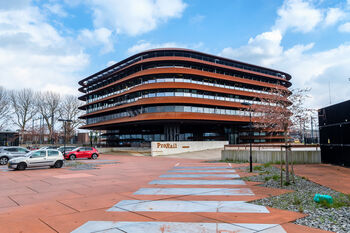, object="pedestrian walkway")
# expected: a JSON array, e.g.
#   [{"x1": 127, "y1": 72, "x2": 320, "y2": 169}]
[
  {"x1": 293, "y1": 164, "x2": 350, "y2": 194},
  {"x1": 71, "y1": 162, "x2": 324, "y2": 233}
]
